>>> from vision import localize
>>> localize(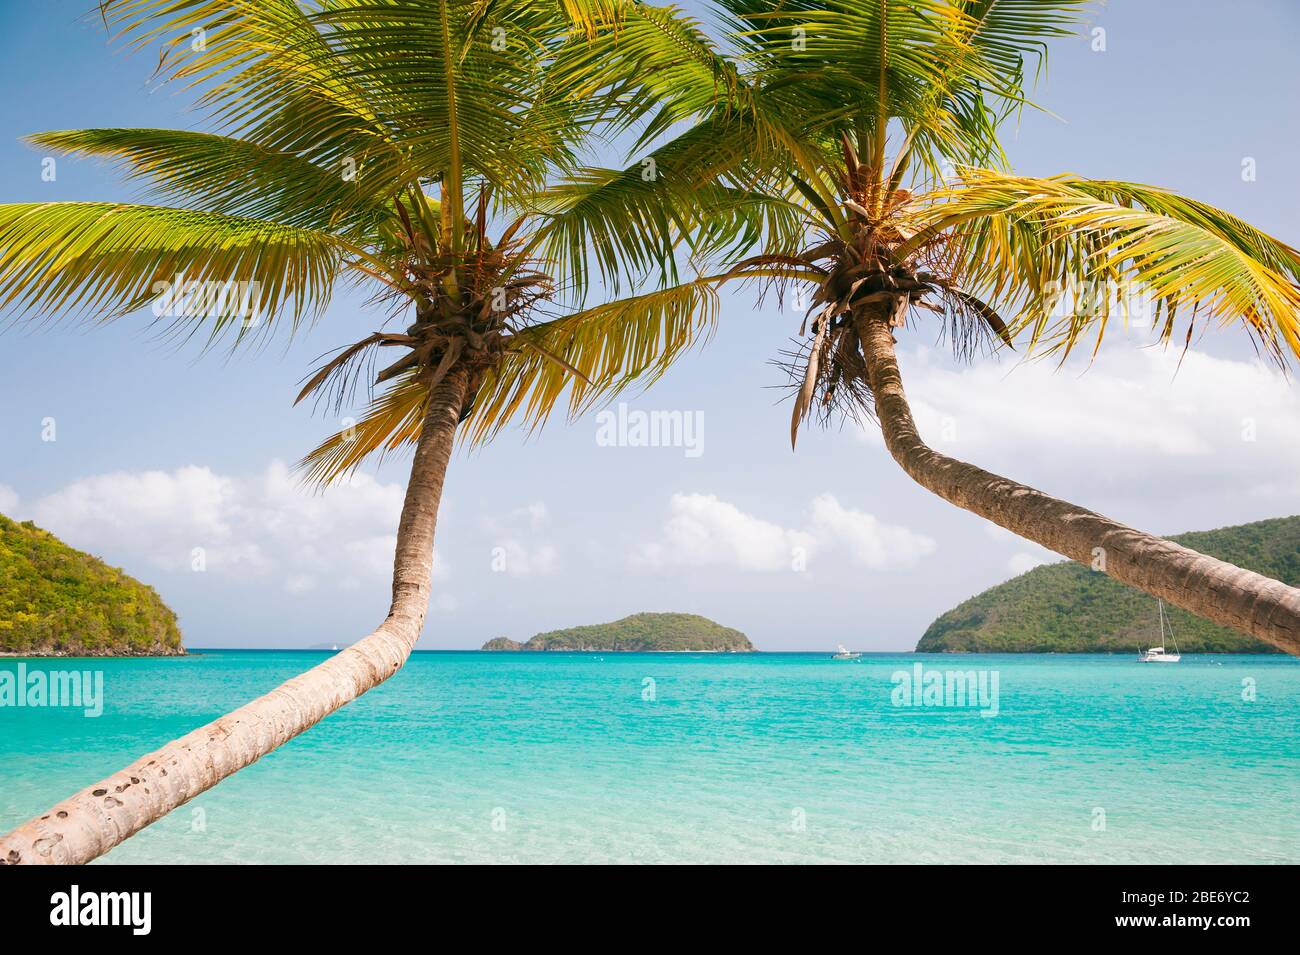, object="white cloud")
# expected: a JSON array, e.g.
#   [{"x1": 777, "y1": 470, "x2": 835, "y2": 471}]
[
  {"x1": 1008, "y1": 551, "x2": 1054, "y2": 576},
  {"x1": 984, "y1": 523, "x2": 1017, "y2": 544},
  {"x1": 490, "y1": 539, "x2": 559, "y2": 577},
  {"x1": 484, "y1": 502, "x2": 551, "y2": 536},
  {"x1": 809, "y1": 493, "x2": 936, "y2": 569},
  {"x1": 516, "y1": 502, "x2": 549, "y2": 532},
  {"x1": 29, "y1": 465, "x2": 255, "y2": 572},
  {"x1": 284, "y1": 573, "x2": 317, "y2": 595},
  {"x1": 636, "y1": 492, "x2": 932, "y2": 572},
  {"x1": 983, "y1": 523, "x2": 1059, "y2": 574},
  {"x1": 343, "y1": 535, "x2": 400, "y2": 579},
  {"x1": 861, "y1": 345, "x2": 1300, "y2": 501},
  {"x1": 637, "y1": 493, "x2": 814, "y2": 571},
  {"x1": 20, "y1": 460, "x2": 443, "y2": 594},
  {"x1": 484, "y1": 502, "x2": 559, "y2": 577},
  {"x1": 0, "y1": 483, "x2": 19, "y2": 515}
]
